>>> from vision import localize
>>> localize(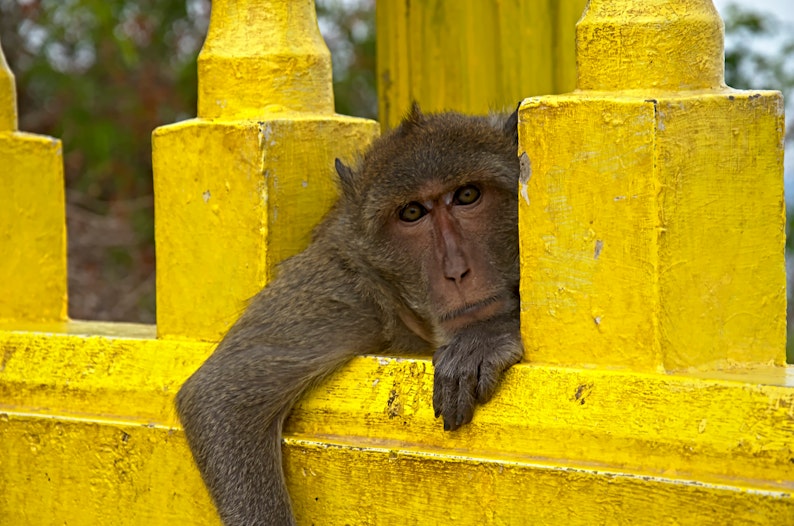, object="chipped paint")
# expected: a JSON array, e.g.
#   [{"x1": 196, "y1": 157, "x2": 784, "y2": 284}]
[
  {"x1": 519, "y1": 151, "x2": 531, "y2": 206},
  {"x1": 594, "y1": 240, "x2": 604, "y2": 259}
]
